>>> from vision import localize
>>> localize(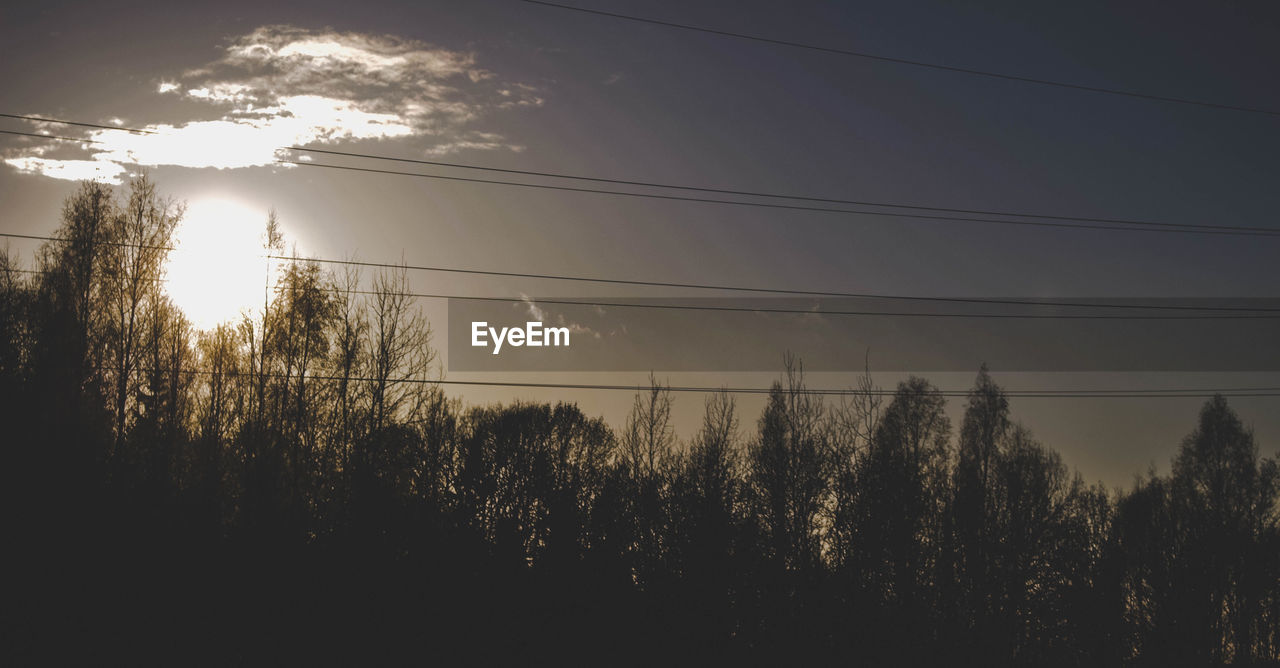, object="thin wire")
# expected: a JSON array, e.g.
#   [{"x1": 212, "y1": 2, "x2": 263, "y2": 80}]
[
  {"x1": 5, "y1": 232, "x2": 1278, "y2": 314},
  {"x1": 5, "y1": 112, "x2": 1277, "y2": 236},
  {"x1": 12, "y1": 261, "x2": 1275, "y2": 319},
  {"x1": 0, "y1": 129, "x2": 101, "y2": 144},
  {"x1": 280, "y1": 159, "x2": 1280, "y2": 238},
  {"x1": 0, "y1": 232, "x2": 174, "y2": 251},
  {"x1": 105, "y1": 365, "x2": 1280, "y2": 398},
  {"x1": 362, "y1": 290, "x2": 1280, "y2": 320},
  {"x1": 0, "y1": 113, "x2": 155, "y2": 134},
  {"x1": 279, "y1": 146, "x2": 1277, "y2": 235},
  {"x1": 518, "y1": 0, "x2": 1280, "y2": 117},
  {"x1": 277, "y1": 255, "x2": 1280, "y2": 314}
]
